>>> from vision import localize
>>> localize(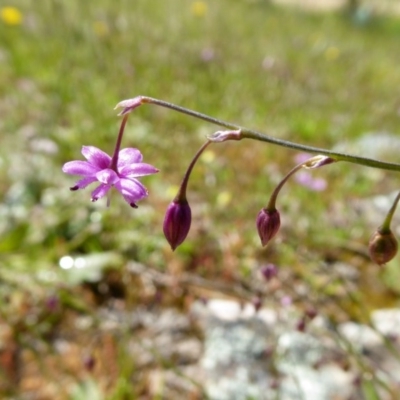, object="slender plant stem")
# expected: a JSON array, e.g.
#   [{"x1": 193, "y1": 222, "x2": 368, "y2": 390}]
[
  {"x1": 138, "y1": 96, "x2": 400, "y2": 172},
  {"x1": 176, "y1": 140, "x2": 211, "y2": 201},
  {"x1": 267, "y1": 163, "x2": 304, "y2": 211},
  {"x1": 110, "y1": 114, "x2": 129, "y2": 170},
  {"x1": 381, "y1": 189, "x2": 400, "y2": 232}
]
